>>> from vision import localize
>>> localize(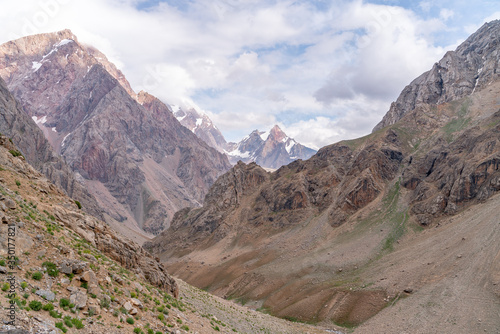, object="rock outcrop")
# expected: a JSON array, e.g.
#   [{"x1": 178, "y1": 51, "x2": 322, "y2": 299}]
[
  {"x1": 0, "y1": 76, "x2": 103, "y2": 219},
  {"x1": 374, "y1": 20, "x2": 500, "y2": 131}
]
